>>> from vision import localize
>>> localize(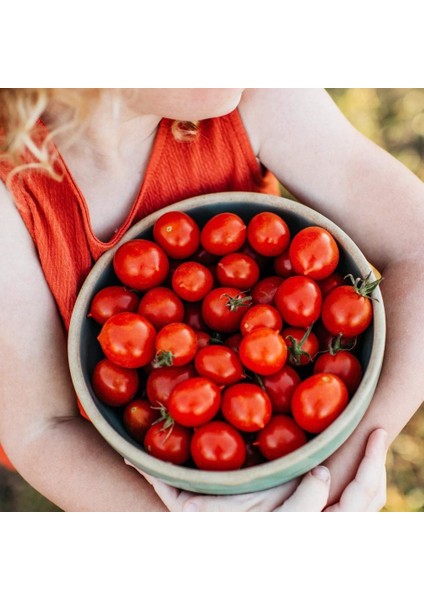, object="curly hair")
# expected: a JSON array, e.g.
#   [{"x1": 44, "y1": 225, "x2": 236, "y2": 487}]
[{"x1": 0, "y1": 88, "x2": 199, "y2": 181}]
